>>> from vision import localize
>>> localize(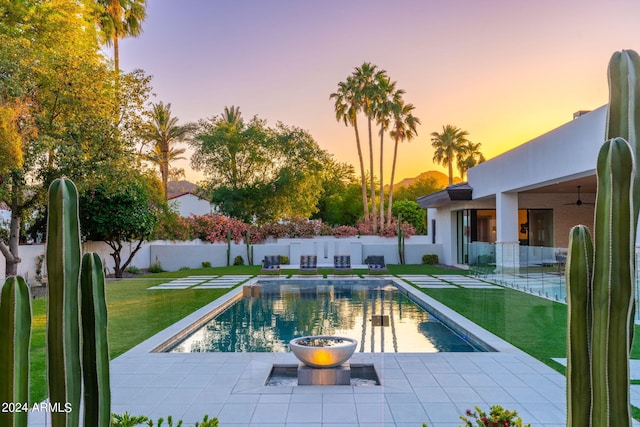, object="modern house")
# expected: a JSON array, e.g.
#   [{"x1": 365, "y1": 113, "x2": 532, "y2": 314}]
[
  {"x1": 418, "y1": 106, "x2": 607, "y2": 269},
  {"x1": 168, "y1": 191, "x2": 214, "y2": 217}
]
